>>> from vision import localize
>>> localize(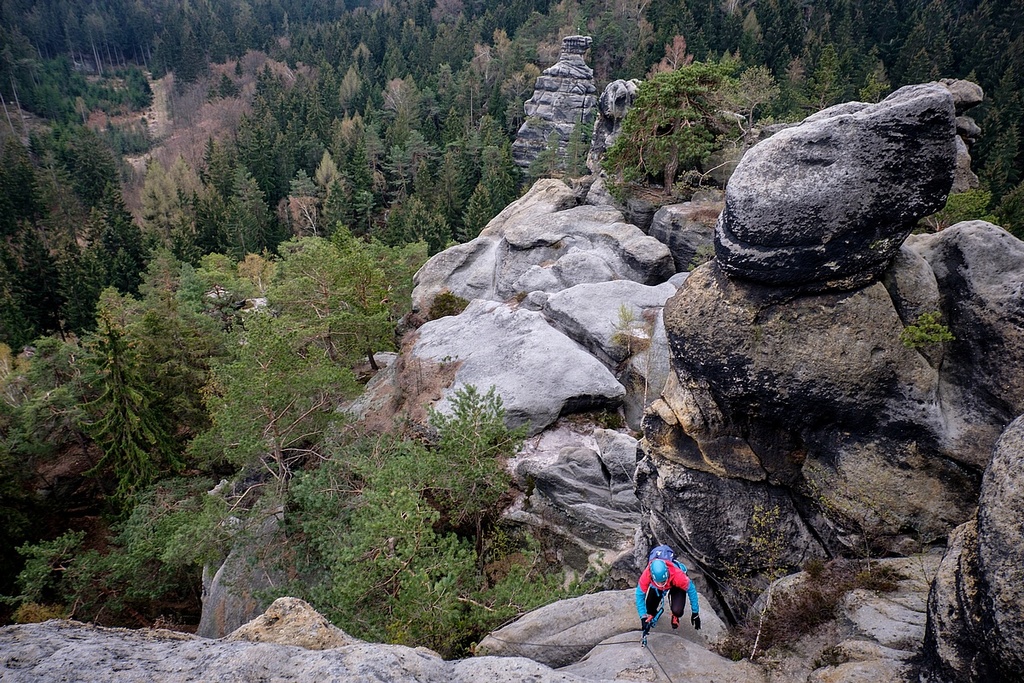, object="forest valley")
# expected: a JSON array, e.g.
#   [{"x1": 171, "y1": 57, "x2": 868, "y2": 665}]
[{"x1": 1, "y1": 0, "x2": 1023, "y2": 659}]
